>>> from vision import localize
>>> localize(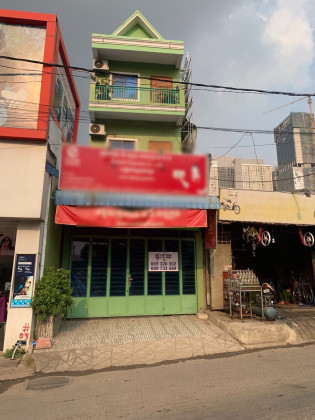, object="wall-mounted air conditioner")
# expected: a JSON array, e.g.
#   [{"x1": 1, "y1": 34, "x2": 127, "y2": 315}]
[
  {"x1": 89, "y1": 123, "x2": 106, "y2": 136},
  {"x1": 93, "y1": 59, "x2": 109, "y2": 71}
]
